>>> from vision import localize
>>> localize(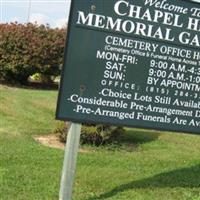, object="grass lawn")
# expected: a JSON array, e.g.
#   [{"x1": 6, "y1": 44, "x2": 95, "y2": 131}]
[{"x1": 0, "y1": 84, "x2": 200, "y2": 200}]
